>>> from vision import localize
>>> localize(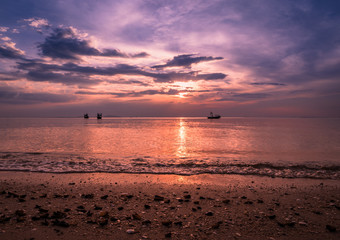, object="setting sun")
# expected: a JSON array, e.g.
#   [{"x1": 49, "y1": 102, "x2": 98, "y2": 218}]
[
  {"x1": 177, "y1": 92, "x2": 188, "y2": 98},
  {"x1": 171, "y1": 81, "x2": 197, "y2": 90}
]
